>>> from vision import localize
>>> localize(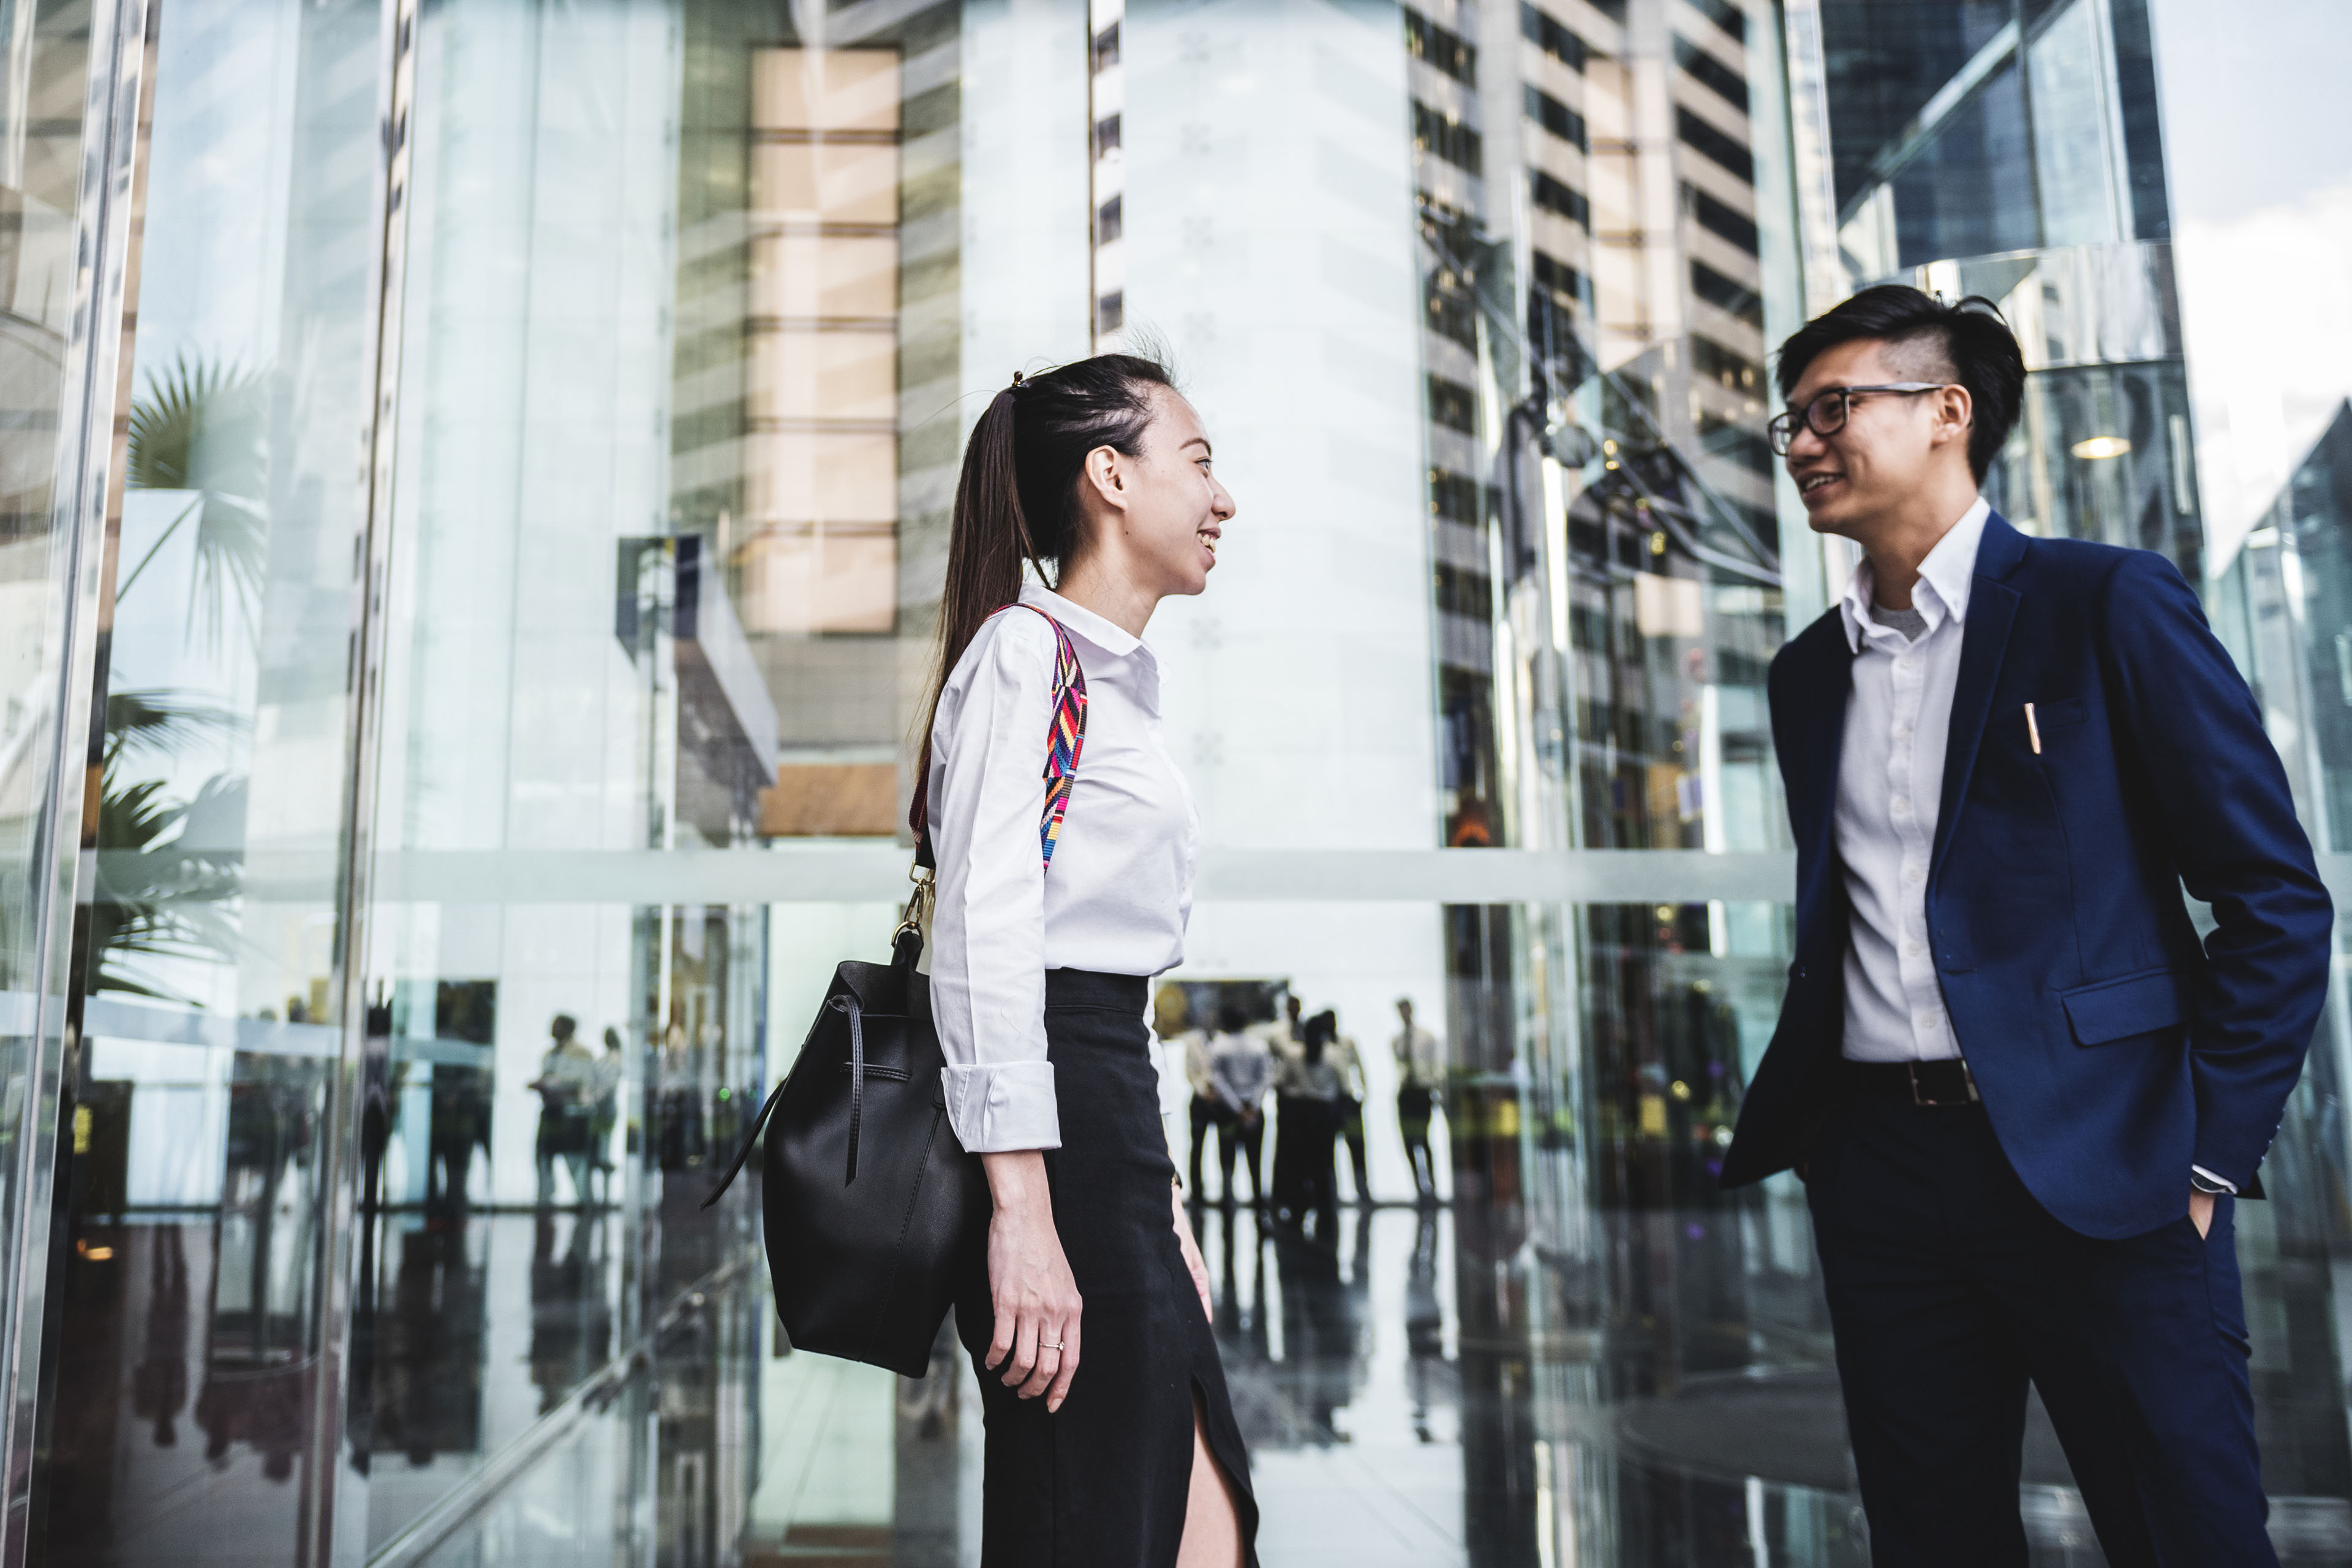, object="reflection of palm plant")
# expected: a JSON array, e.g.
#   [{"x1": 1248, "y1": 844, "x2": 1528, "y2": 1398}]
[
  {"x1": 89, "y1": 689, "x2": 245, "y2": 1000},
  {"x1": 122, "y1": 355, "x2": 269, "y2": 650}
]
